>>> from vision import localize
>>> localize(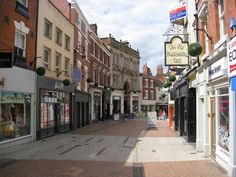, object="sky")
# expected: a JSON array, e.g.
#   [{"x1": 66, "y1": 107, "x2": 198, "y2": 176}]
[{"x1": 77, "y1": 0, "x2": 177, "y2": 75}]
